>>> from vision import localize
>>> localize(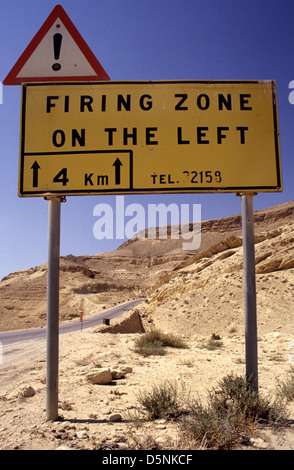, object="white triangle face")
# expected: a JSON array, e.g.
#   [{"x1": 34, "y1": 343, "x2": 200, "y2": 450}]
[{"x1": 17, "y1": 17, "x2": 97, "y2": 79}]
